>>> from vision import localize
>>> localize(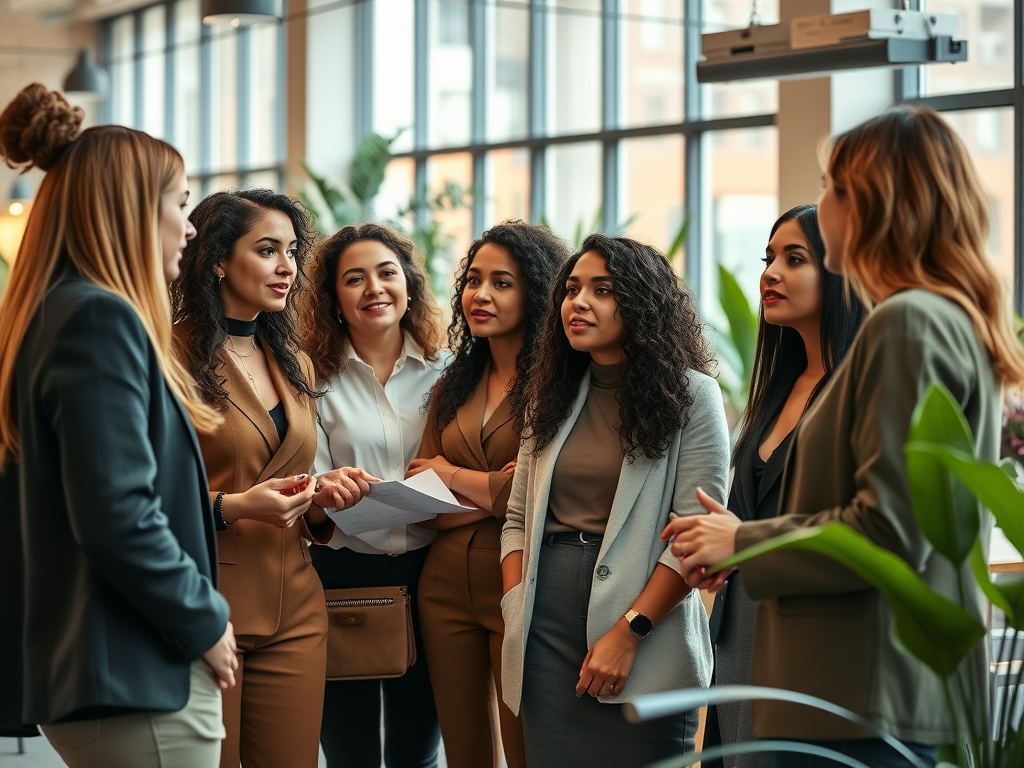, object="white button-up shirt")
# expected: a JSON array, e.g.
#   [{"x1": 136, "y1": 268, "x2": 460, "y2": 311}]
[{"x1": 313, "y1": 333, "x2": 449, "y2": 555}]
